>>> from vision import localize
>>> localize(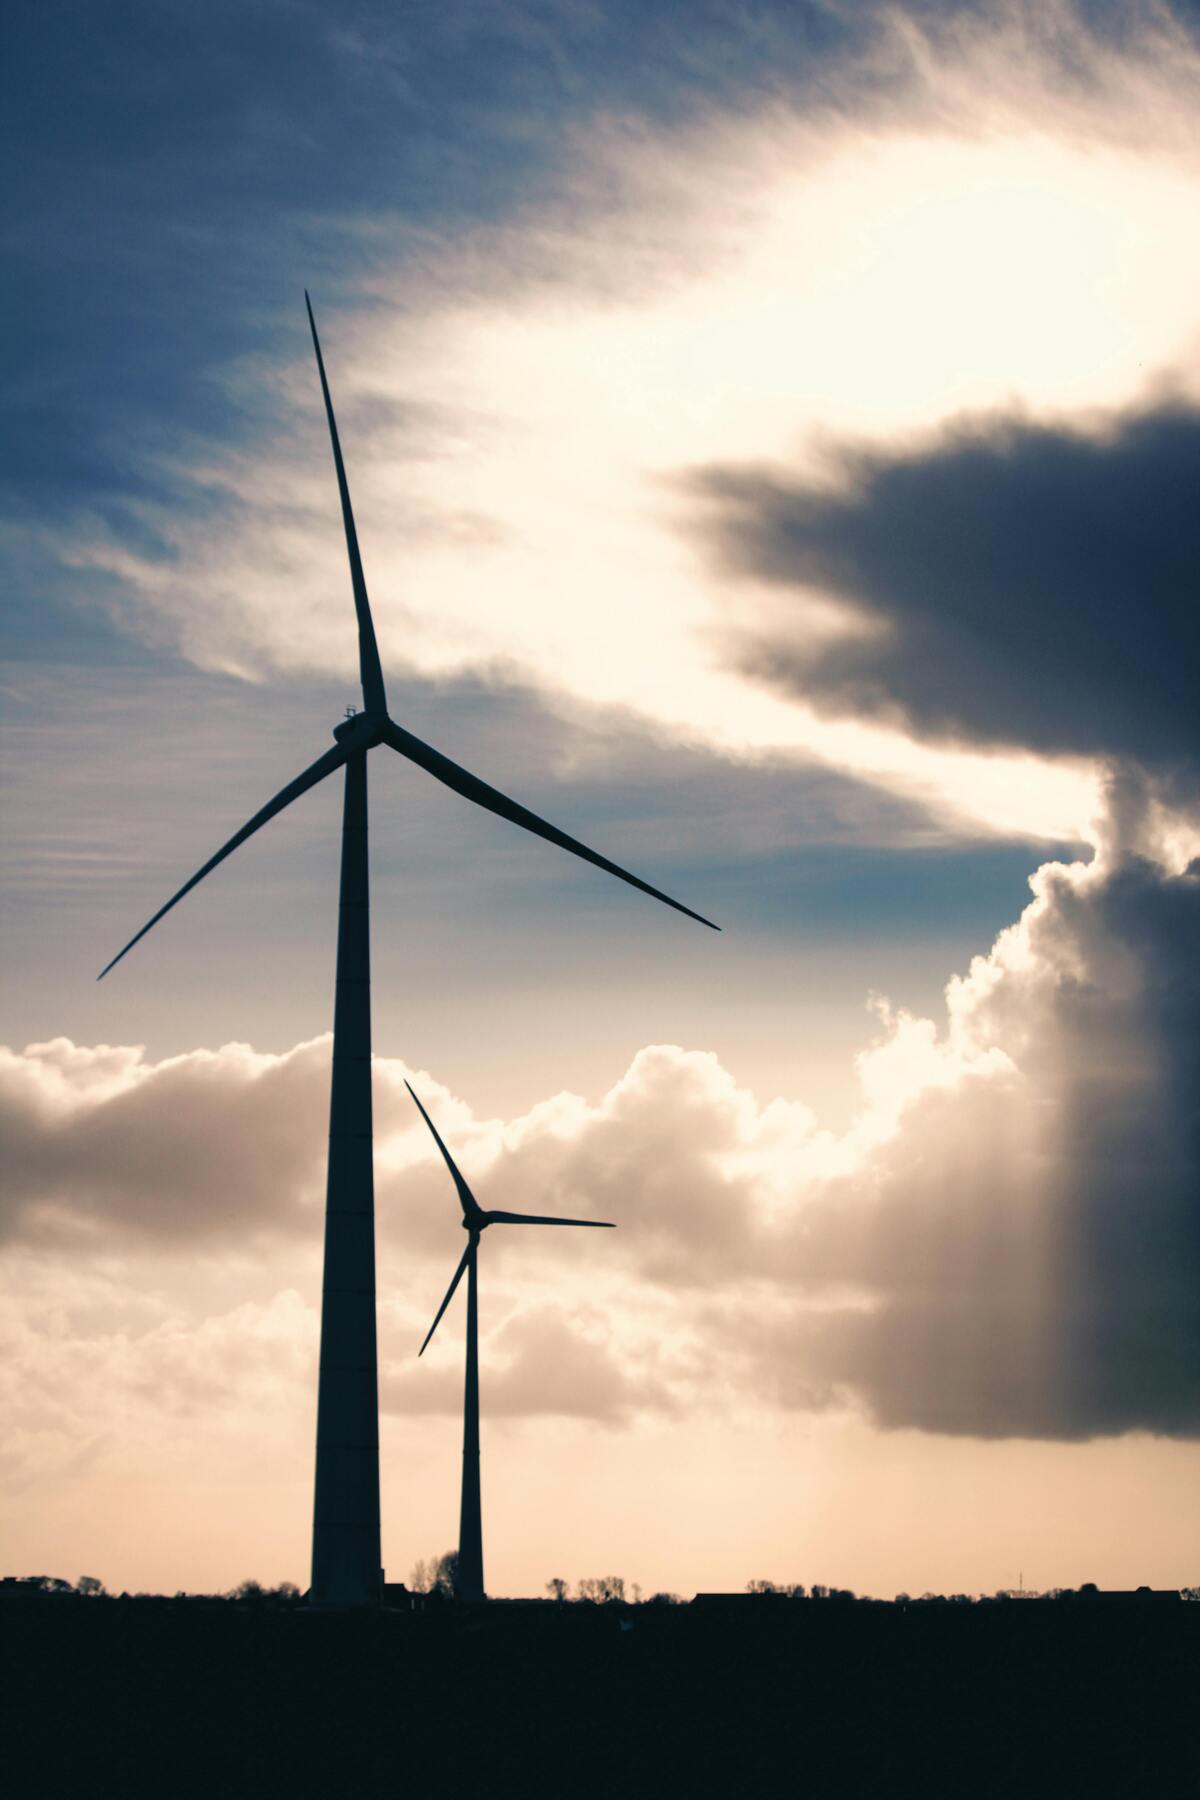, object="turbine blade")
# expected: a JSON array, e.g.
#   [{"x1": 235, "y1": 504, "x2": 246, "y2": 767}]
[
  {"x1": 382, "y1": 720, "x2": 719, "y2": 930},
  {"x1": 485, "y1": 1210, "x2": 615, "y2": 1228},
  {"x1": 419, "y1": 1243, "x2": 472, "y2": 1356},
  {"x1": 305, "y1": 292, "x2": 387, "y2": 718},
  {"x1": 405, "y1": 1080, "x2": 484, "y2": 1221},
  {"x1": 98, "y1": 740, "x2": 350, "y2": 979}
]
